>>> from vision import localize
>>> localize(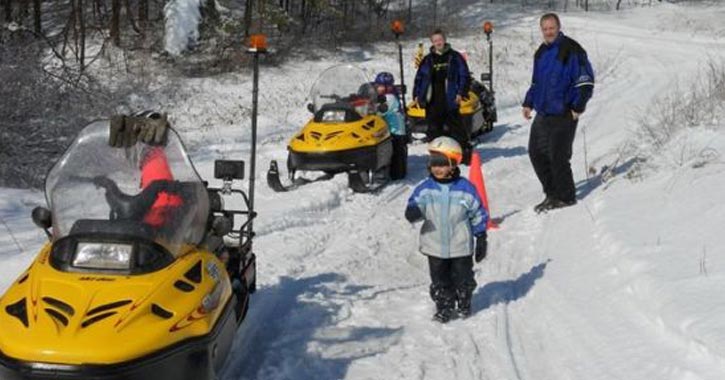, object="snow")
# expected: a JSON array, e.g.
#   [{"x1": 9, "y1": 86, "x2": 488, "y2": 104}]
[
  {"x1": 164, "y1": 0, "x2": 203, "y2": 56},
  {"x1": 3, "y1": 2, "x2": 725, "y2": 380}
]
